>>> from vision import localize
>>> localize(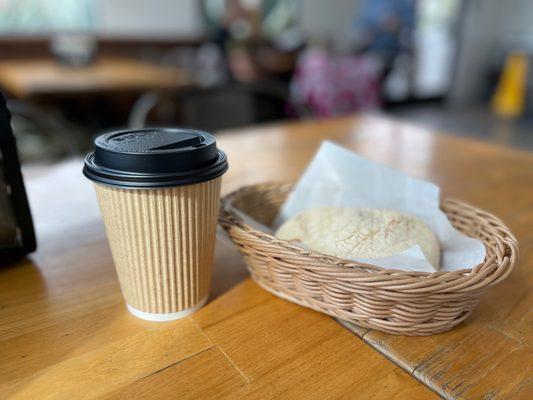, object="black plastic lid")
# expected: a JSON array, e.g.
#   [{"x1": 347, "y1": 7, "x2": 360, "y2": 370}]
[{"x1": 83, "y1": 128, "x2": 228, "y2": 188}]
